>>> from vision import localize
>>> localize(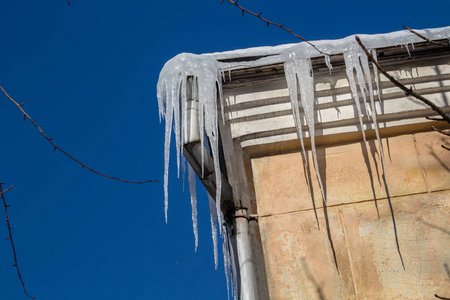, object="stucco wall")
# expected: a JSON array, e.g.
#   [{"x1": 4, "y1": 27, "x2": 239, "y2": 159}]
[{"x1": 251, "y1": 131, "x2": 450, "y2": 299}]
